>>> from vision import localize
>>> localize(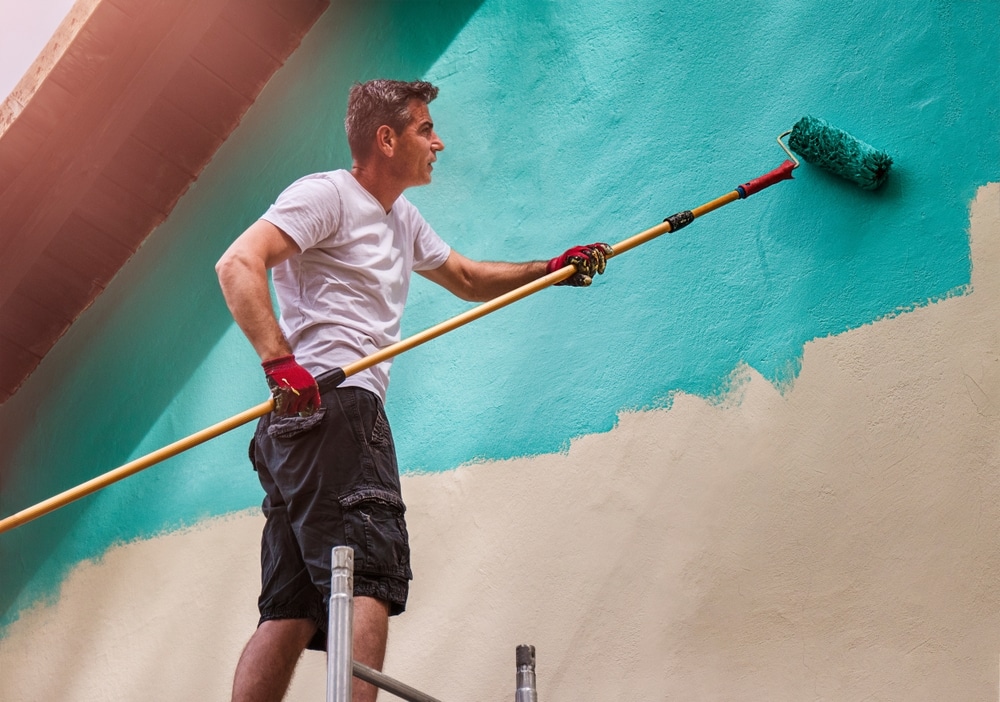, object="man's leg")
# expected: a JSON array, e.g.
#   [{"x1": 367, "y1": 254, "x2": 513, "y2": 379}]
[
  {"x1": 232, "y1": 618, "x2": 317, "y2": 702},
  {"x1": 352, "y1": 596, "x2": 391, "y2": 702},
  {"x1": 231, "y1": 599, "x2": 388, "y2": 702}
]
